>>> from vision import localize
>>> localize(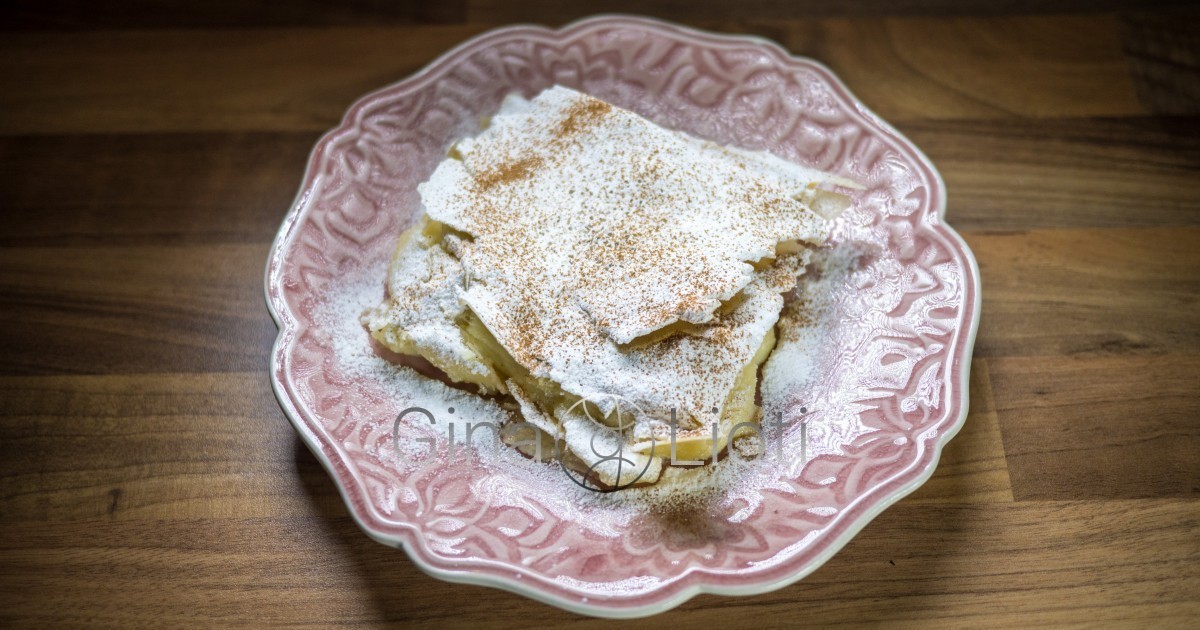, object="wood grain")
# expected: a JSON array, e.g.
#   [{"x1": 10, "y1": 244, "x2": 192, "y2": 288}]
[
  {"x1": 4, "y1": 0, "x2": 468, "y2": 30},
  {"x1": 966, "y1": 227, "x2": 1200, "y2": 358},
  {"x1": 0, "y1": 245, "x2": 275, "y2": 375},
  {"x1": 465, "y1": 0, "x2": 1198, "y2": 22},
  {"x1": 0, "y1": 133, "x2": 319, "y2": 246},
  {"x1": 906, "y1": 116, "x2": 1200, "y2": 230},
  {"x1": 1, "y1": 502, "x2": 1196, "y2": 627},
  {"x1": 0, "y1": 16, "x2": 1146, "y2": 135},
  {"x1": 990, "y1": 354, "x2": 1200, "y2": 500},
  {"x1": 0, "y1": 373, "x2": 338, "y2": 522},
  {"x1": 1, "y1": 3, "x2": 1198, "y2": 626},
  {"x1": 776, "y1": 15, "x2": 1144, "y2": 121},
  {"x1": 0, "y1": 26, "x2": 489, "y2": 135},
  {"x1": 1120, "y1": 11, "x2": 1200, "y2": 114}
]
